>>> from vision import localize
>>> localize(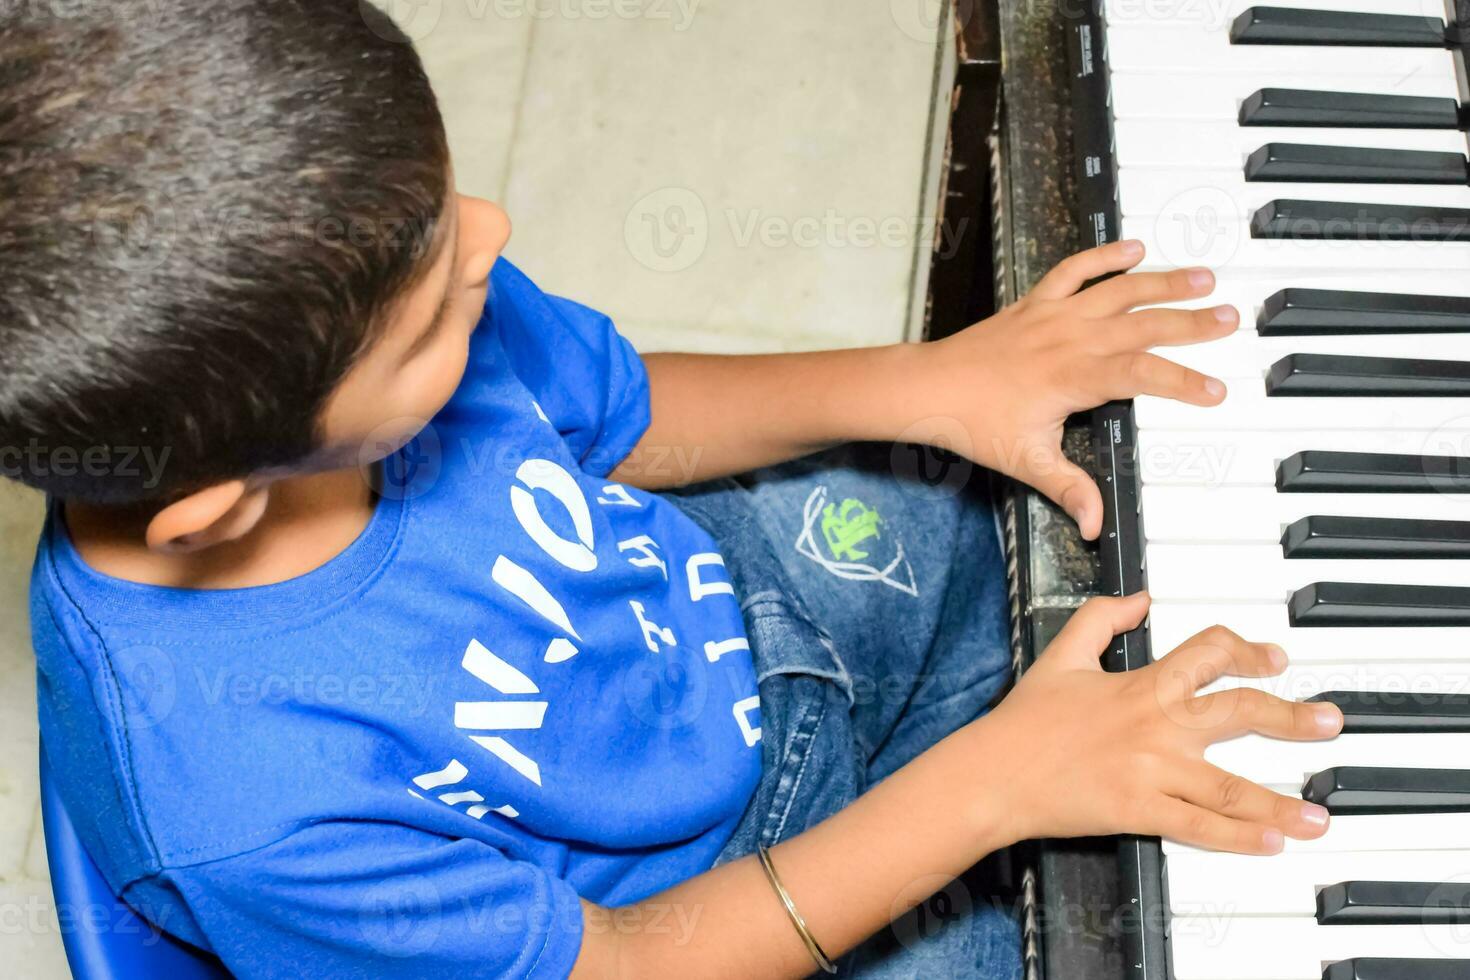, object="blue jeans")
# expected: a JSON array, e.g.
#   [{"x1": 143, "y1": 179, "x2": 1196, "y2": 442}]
[{"x1": 668, "y1": 445, "x2": 1022, "y2": 980}]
